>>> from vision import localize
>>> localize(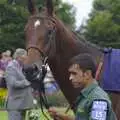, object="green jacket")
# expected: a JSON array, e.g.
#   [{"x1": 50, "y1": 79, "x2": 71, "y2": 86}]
[{"x1": 75, "y1": 80, "x2": 117, "y2": 120}]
